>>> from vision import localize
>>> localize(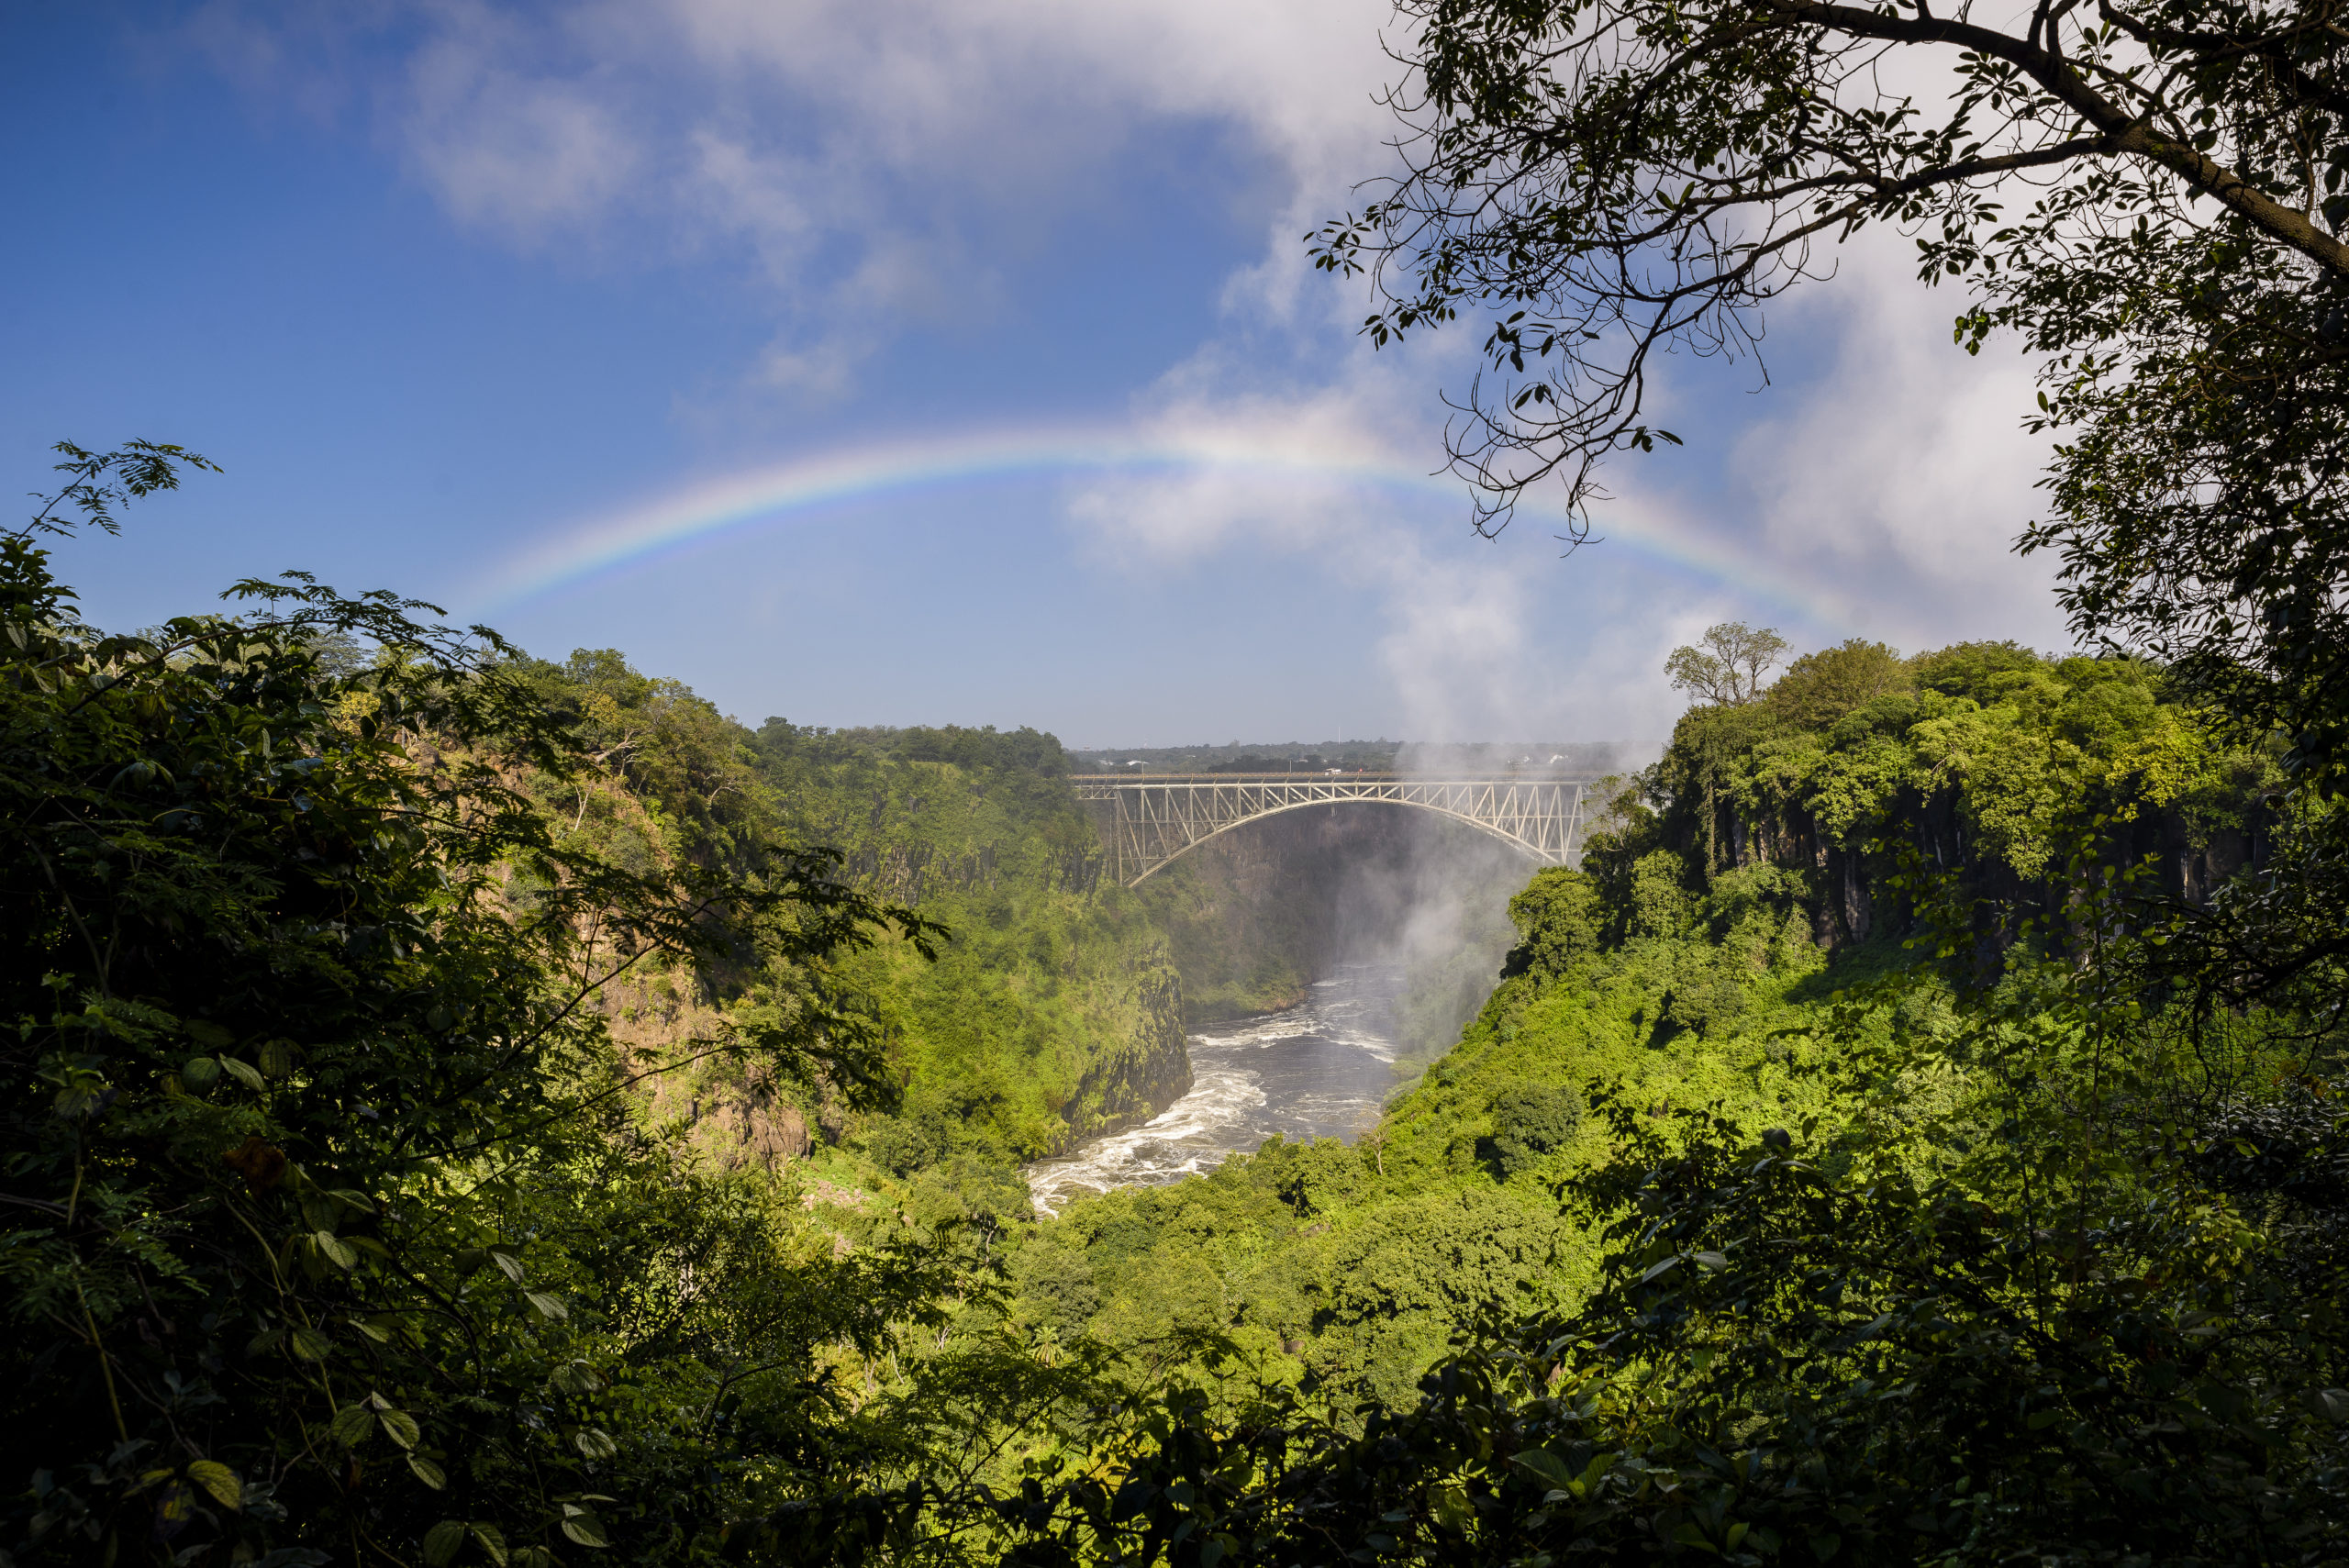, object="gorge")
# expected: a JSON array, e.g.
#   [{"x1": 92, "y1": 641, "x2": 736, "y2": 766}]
[{"x1": 16, "y1": 536, "x2": 2341, "y2": 1563}]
